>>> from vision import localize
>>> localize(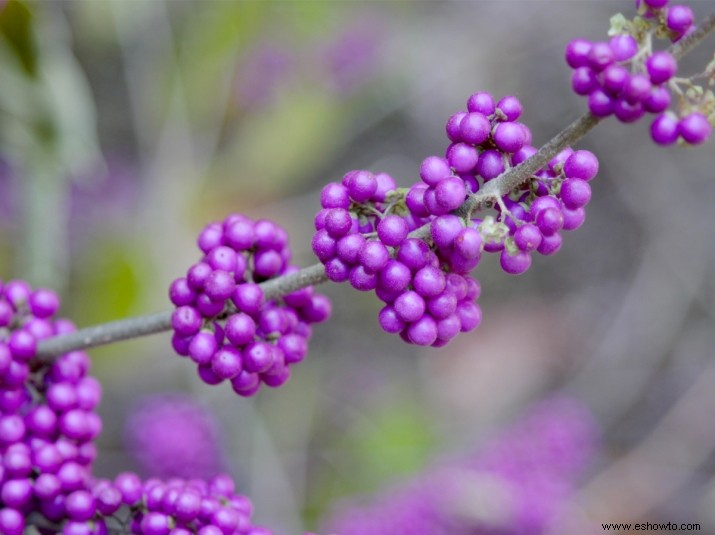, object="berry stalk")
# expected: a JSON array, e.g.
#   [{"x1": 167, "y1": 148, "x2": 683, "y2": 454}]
[
  {"x1": 35, "y1": 9, "x2": 715, "y2": 361},
  {"x1": 36, "y1": 264, "x2": 329, "y2": 363}
]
